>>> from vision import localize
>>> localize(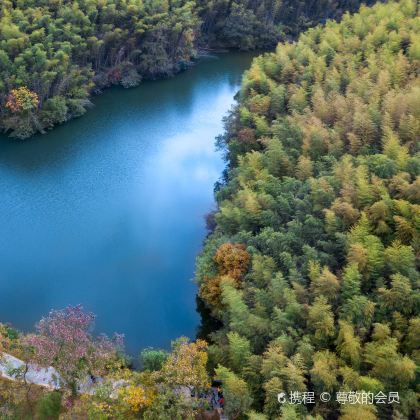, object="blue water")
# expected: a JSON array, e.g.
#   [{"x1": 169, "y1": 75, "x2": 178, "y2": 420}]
[{"x1": 0, "y1": 53, "x2": 255, "y2": 358}]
